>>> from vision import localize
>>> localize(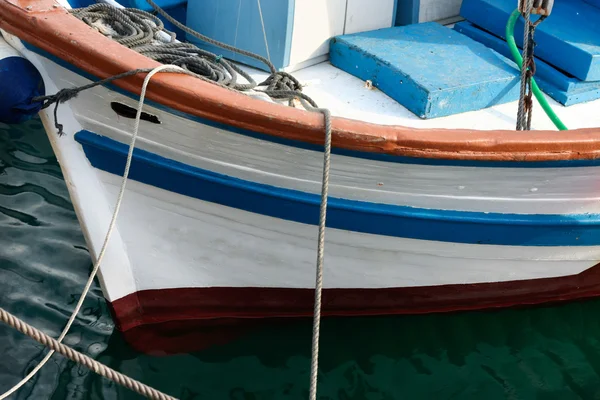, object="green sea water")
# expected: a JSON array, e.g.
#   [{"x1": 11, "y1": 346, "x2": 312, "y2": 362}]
[{"x1": 2, "y1": 118, "x2": 600, "y2": 399}]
